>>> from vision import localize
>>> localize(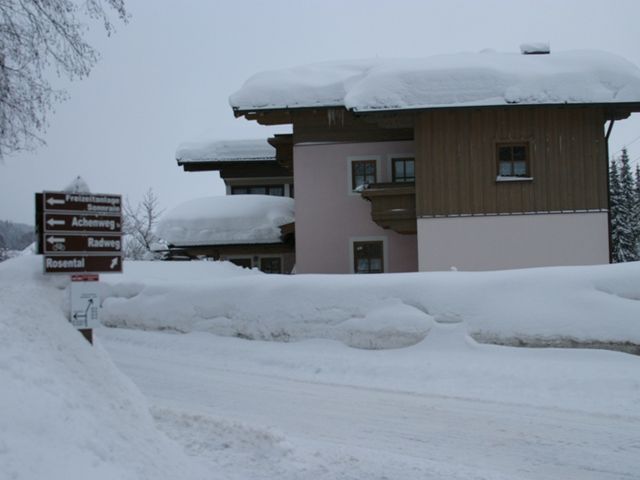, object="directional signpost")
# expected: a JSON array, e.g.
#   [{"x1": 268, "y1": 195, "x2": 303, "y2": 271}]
[
  {"x1": 43, "y1": 212, "x2": 121, "y2": 233},
  {"x1": 43, "y1": 234, "x2": 122, "y2": 254},
  {"x1": 36, "y1": 190, "x2": 124, "y2": 344}
]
